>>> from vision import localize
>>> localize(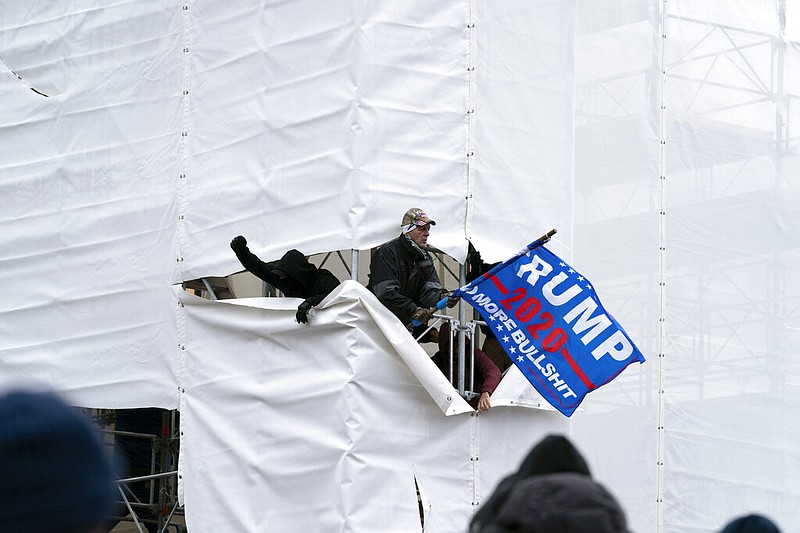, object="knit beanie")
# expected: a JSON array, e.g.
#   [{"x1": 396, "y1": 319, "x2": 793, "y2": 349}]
[
  {"x1": 719, "y1": 514, "x2": 782, "y2": 533},
  {"x1": 0, "y1": 390, "x2": 116, "y2": 533},
  {"x1": 487, "y1": 472, "x2": 629, "y2": 533}
]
